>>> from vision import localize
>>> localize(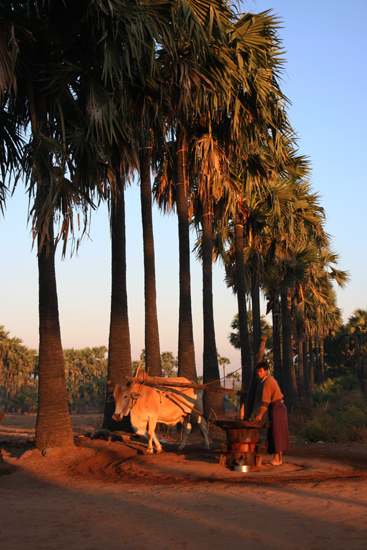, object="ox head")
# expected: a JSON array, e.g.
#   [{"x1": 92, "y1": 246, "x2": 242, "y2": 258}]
[{"x1": 108, "y1": 380, "x2": 143, "y2": 421}]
